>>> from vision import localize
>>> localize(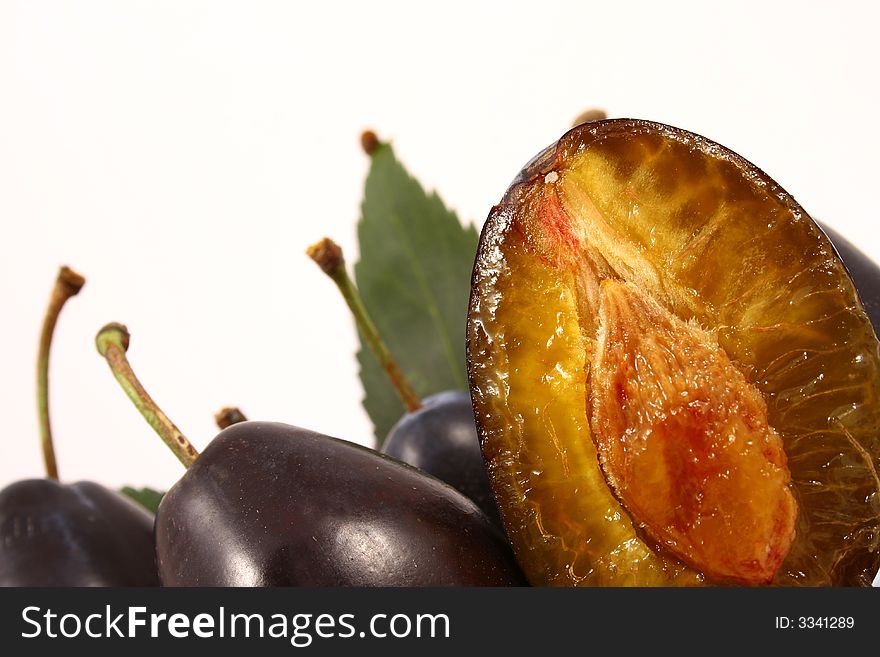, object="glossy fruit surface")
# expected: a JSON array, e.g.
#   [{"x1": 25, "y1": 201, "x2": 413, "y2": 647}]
[
  {"x1": 0, "y1": 479, "x2": 158, "y2": 586},
  {"x1": 467, "y1": 119, "x2": 880, "y2": 586},
  {"x1": 381, "y1": 390, "x2": 502, "y2": 526},
  {"x1": 156, "y1": 421, "x2": 525, "y2": 586},
  {"x1": 822, "y1": 224, "x2": 880, "y2": 335}
]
